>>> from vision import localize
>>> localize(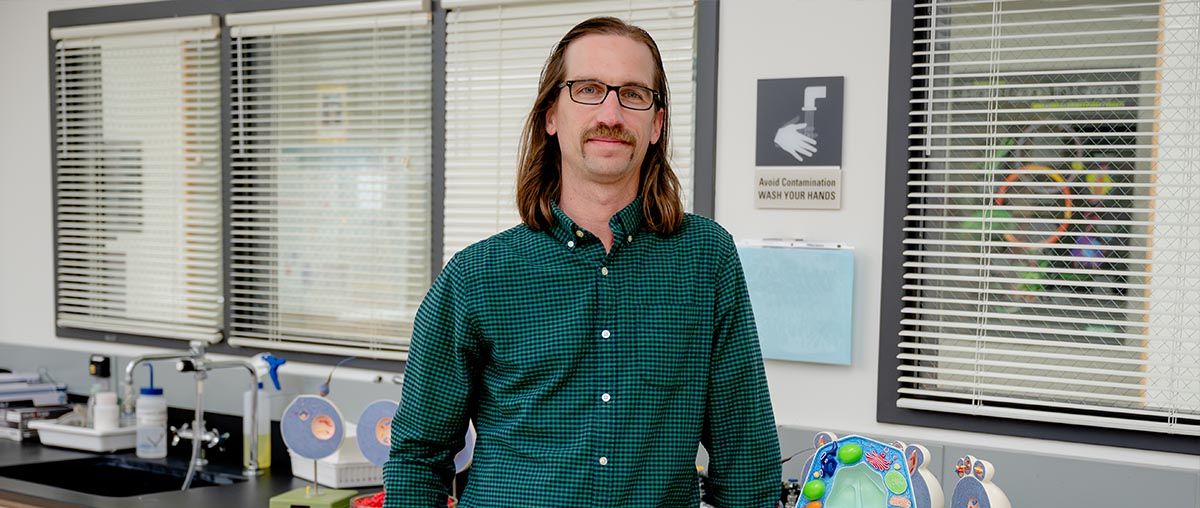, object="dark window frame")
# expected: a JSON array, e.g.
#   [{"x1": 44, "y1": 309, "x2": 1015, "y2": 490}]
[{"x1": 877, "y1": 0, "x2": 1200, "y2": 455}]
